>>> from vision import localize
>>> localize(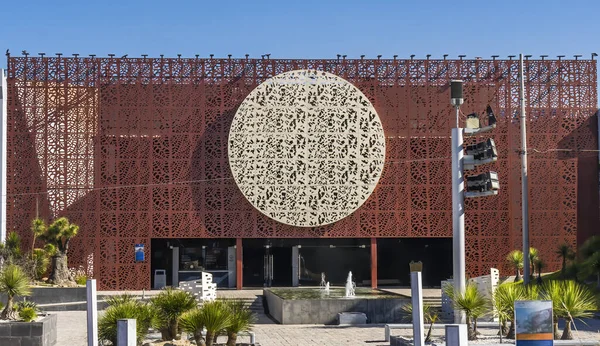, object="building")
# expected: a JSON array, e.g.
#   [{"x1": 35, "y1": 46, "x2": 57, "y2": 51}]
[{"x1": 3, "y1": 55, "x2": 598, "y2": 290}]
